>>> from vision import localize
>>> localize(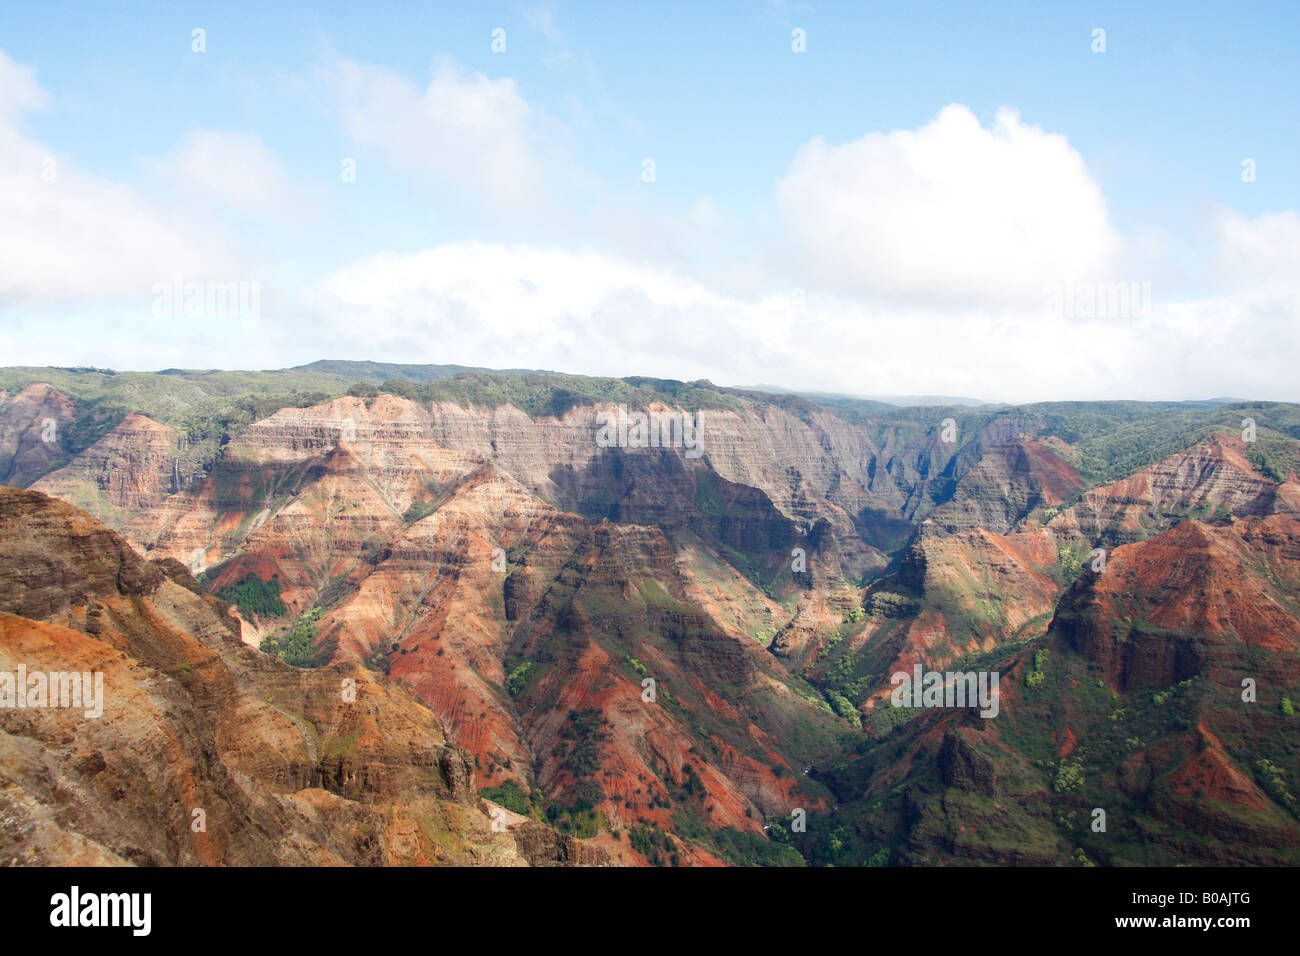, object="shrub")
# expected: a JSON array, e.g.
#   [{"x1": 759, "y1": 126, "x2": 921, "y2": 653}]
[
  {"x1": 214, "y1": 574, "x2": 286, "y2": 618},
  {"x1": 1053, "y1": 760, "x2": 1084, "y2": 794},
  {"x1": 260, "y1": 607, "x2": 323, "y2": 667},
  {"x1": 480, "y1": 779, "x2": 533, "y2": 816},
  {"x1": 505, "y1": 661, "x2": 535, "y2": 698},
  {"x1": 1026, "y1": 647, "x2": 1049, "y2": 687},
  {"x1": 827, "y1": 691, "x2": 862, "y2": 728},
  {"x1": 402, "y1": 500, "x2": 435, "y2": 524}
]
